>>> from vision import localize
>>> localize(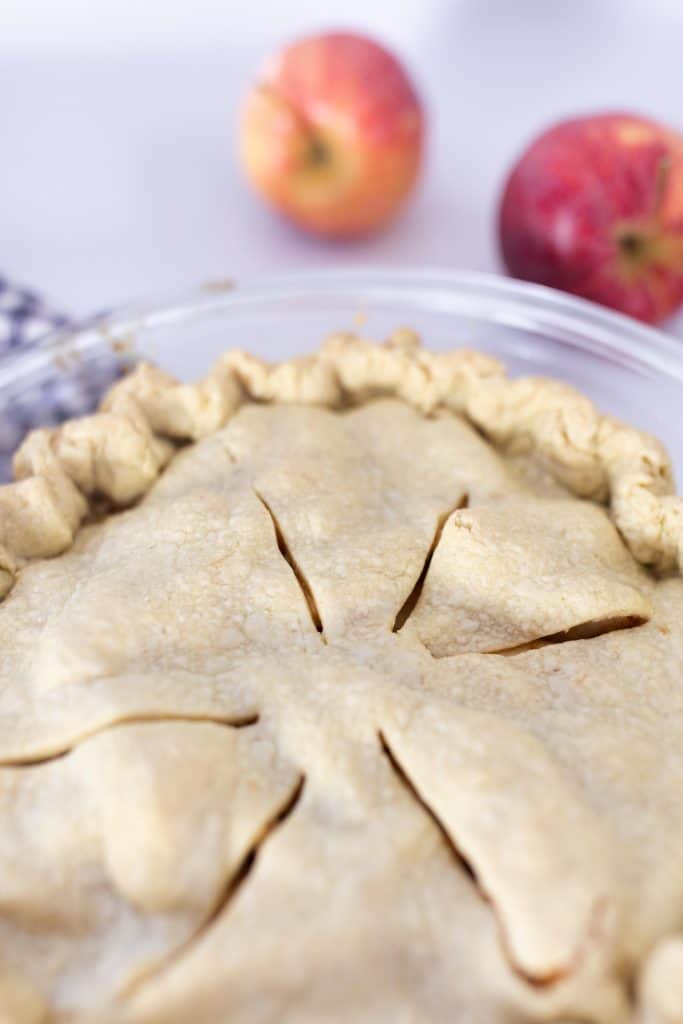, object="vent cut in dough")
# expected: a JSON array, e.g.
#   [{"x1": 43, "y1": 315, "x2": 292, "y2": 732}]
[{"x1": 406, "y1": 496, "x2": 653, "y2": 656}]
